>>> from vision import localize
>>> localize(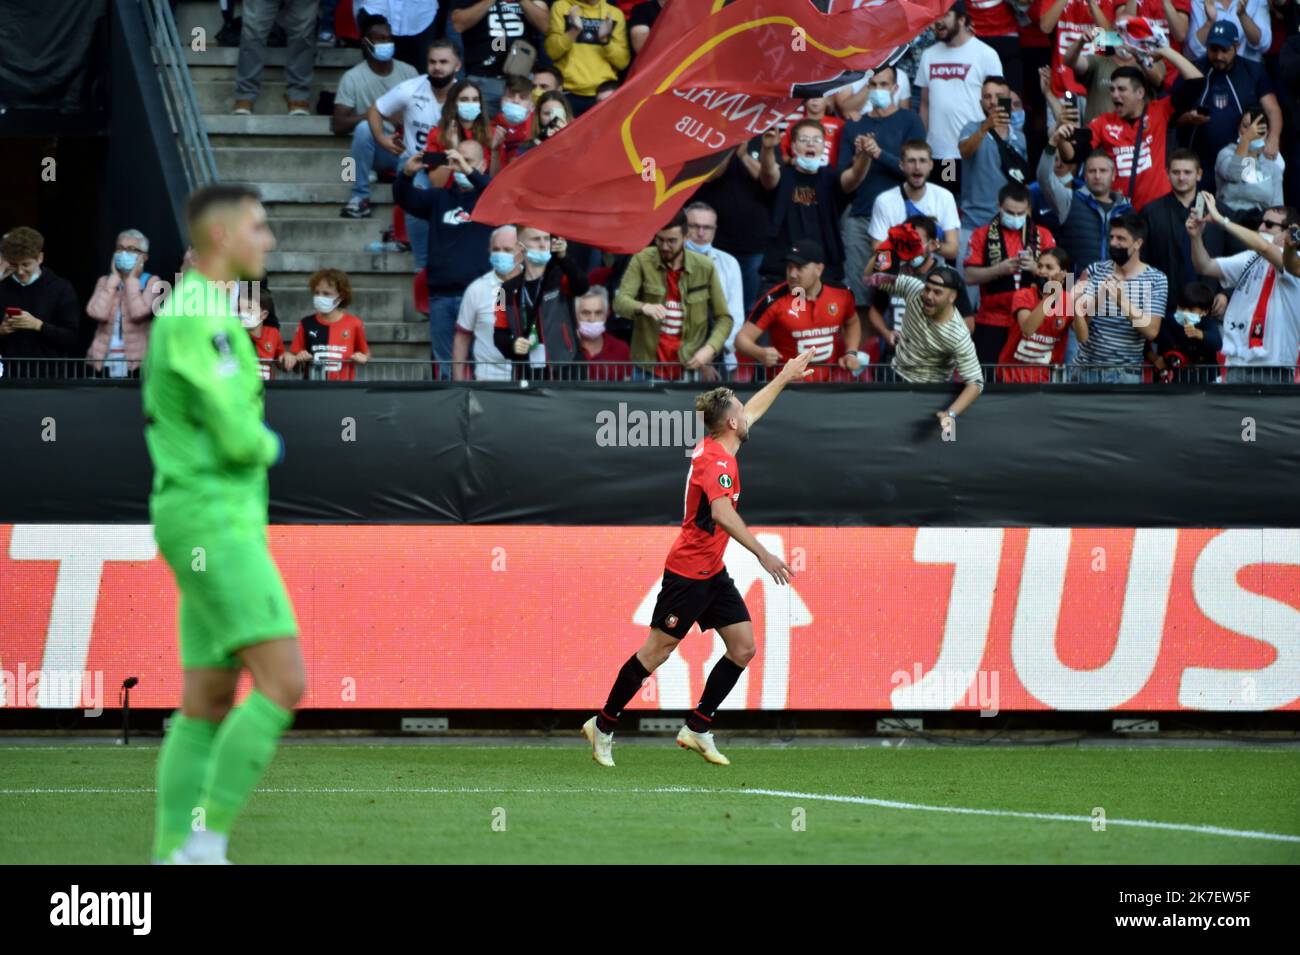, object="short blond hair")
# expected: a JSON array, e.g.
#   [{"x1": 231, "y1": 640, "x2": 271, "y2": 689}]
[{"x1": 696, "y1": 387, "x2": 737, "y2": 432}]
